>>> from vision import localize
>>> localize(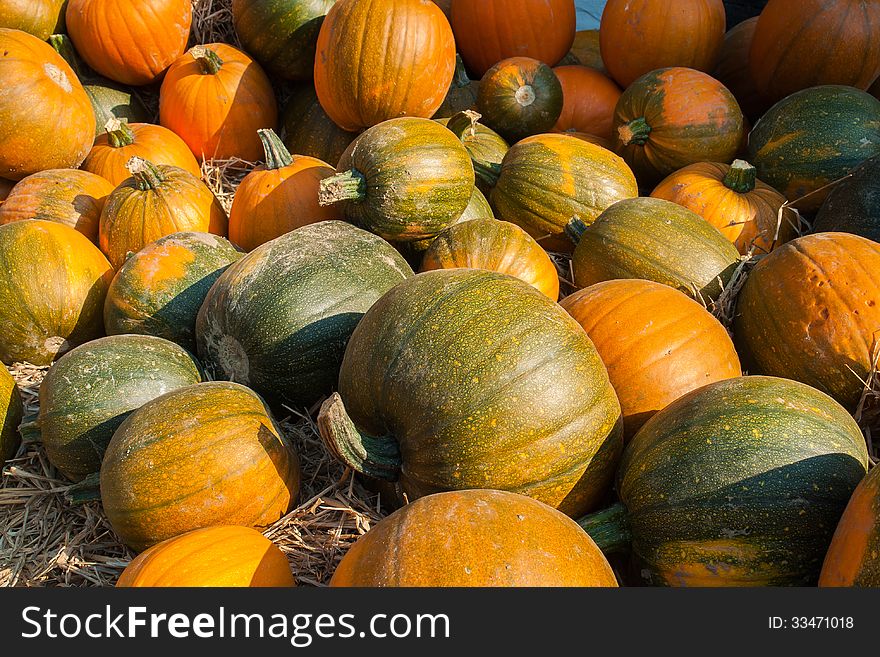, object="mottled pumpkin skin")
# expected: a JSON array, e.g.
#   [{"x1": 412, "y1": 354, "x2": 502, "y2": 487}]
[
  {"x1": 117, "y1": 525, "x2": 295, "y2": 588},
  {"x1": 714, "y1": 17, "x2": 765, "y2": 122},
  {"x1": 101, "y1": 381, "x2": 301, "y2": 553},
  {"x1": 813, "y1": 155, "x2": 880, "y2": 242},
  {"x1": 329, "y1": 269, "x2": 623, "y2": 517},
  {"x1": 35, "y1": 335, "x2": 203, "y2": 482},
  {"x1": 281, "y1": 84, "x2": 357, "y2": 166},
  {"x1": 197, "y1": 221, "x2": 412, "y2": 410},
  {"x1": 618, "y1": 376, "x2": 869, "y2": 586},
  {"x1": 407, "y1": 186, "x2": 494, "y2": 255},
  {"x1": 104, "y1": 232, "x2": 243, "y2": 353},
  {"x1": 553, "y1": 65, "x2": 621, "y2": 142},
  {"x1": 0, "y1": 0, "x2": 66, "y2": 40},
  {"x1": 332, "y1": 490, "x2": 618, "y2": 587},
  {"x1": 562, "y1": 280, "x2": 741, "y2": 440},
  {"x1": 820, "y1": 466, "x2": 880, "y2": 587},
  {"x1": 0, "y1": 220, "x2": 113, "y2": 365},
  {"x1": 747, "y1": 86, "x2": 880, "y2": 212},
  {"x1": 1, "y1": 366, "x2": 23, "y2": 465},
  {"x1": 0, "y1": 169, "x2": 114, "y2": 243},
  {"x1": 734, "y1": 232, "x2": 880, "y2": 411}
]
